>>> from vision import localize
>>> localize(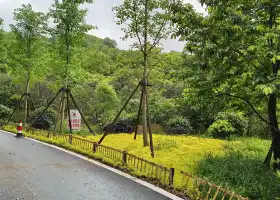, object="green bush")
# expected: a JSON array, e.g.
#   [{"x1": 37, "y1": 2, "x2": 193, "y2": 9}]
[
  {"x1": 209, "y1": 112, "x2": 248, "y2": 138},
  {"x1": 215, "y1": 112, "x2": 248, "y2": 136},
  {"x1": 165, "y1": 116, "x2": 193, "y2": 134},
  {"x1": 208, "y1": 120, "x2": 235, "y2": 139},
  {"x1": 0, "y1": 104, "x2": 12, "y2": 119},
  {"x1": 29, "y1": 107, "x2": 57, "y2": 128}
]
